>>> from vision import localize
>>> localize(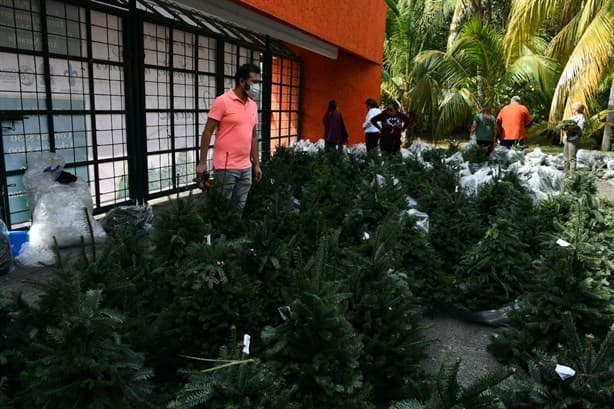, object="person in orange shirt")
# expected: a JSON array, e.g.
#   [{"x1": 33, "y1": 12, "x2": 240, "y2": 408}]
[
  {"x1": 496, "y1": 96, "x2": 532, "y2": 148},
  {"x1": 196, "y1": 63, "x2": 263, "y2": 209}
]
